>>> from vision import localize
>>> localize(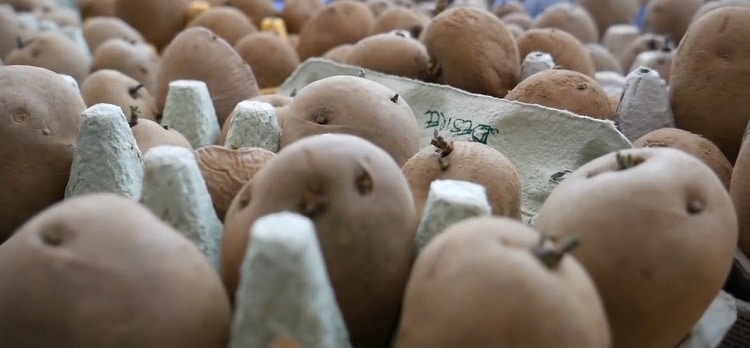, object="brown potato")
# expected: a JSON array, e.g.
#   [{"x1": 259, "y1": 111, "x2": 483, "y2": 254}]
[
  {"x1": 506, "y1": 69, "x2": 614, "y2": 119},
  {"x1": 195, "y1": 146, "x2": 275, "y2": 220},
  {"x1": 344, "y1": 33, "x2": 430, "y2": 80},
  {"x1": 532, "y1": 3, "x2": 599, "y2": 43},
  {"x1": 130, "y1": 116, "x2": 192, "y2": 155},
  {"x1": 5, "y1": 31, "x2": 91, "y2": 84},
  {"x1": 82, "y1": 16, "x2": 145, "y2": 53},
  {"x1": 280, "y1": 75, "x2": 421, "y2": 166},
  {"x1": 643, "y1": 0, "x2": 702, "y2": 43},
  {"x1": 670, "y1": 6, "x2": 750, "y2": 162},
  {"x1": 617, "y1": 33, "x2": 672, "y2": 76},
  {"x1": 633, "y1": 128, "x2": 733, "y2": 189},
  {"x1": 91, "y1": 38, "x2": 160, "y2": 95},
  {"x1": 156, "y1": 27, "x2": 261, "y2": 127},
  {"x1": 690, "y1": 0, "x2": 750, "y2": 24},
  {"x1": 577, "y1": 0, "x2": 639, "y2": 37},
  {"x1": 422, "y1": 7, "x2": 520, "y2": 97},
  {"x1": 296, "y1": 1, "x2": 376, "y2": 60},
  {"x1": 226, "y1": 0, "x2": 278, "y2": 29},
  {"x1": 492, "y1": 0, "x2": 524, "y2": 17},
  {"x1": 187, "y1": 6, "x2": 258, "y2": 45},
  {"x1": 79, "y1": 0, "x2": 115, "y2": 19},
  {"x1": 586, "y1": 43, "x2": 623, "y2": 74},
  {"x1": 402, "y1": 132, "x2": 523, "y2": 220},
  {"x1": 394, "y1": 217, "x2": 611, "y2": 348},
  {"x1": 222, "y1": 133, "x2": 417, "y2": 347},
  {"x1": 533, "y1": 147, "x2": 737, "y2": 347},
  {"x1": 80, "y1": 69, "x2": 159, "y2": 121},
  {"x1": 280, "y1": 0, "x2": 326, "y2": 34},
  {"x1": 0, "y1": 5, "x2": 33, "y2": 59},
  {"x1": 0, "y1": 193, "x2": 231, "y2": 346},
  {"x1": 369, "y1": 6, "x2": 430, "y2": 36},
  {"x1": 114, "y1": 0, "x2": 190, "y2": 50},
  {"x1": 501, "y1": 11, "x2": 532, "y2": 30},
  {"x1": 516, "y1": 28, "x2": 596, "y2": 77},
  {"x1": 731, "y1": 132, "x2": 750, "y2": 255},
  {"x1": 234, "y1": 32, "x2": 300, "y2": 89},
  {"x1": 0, "y1": 65, "x2": 84, "y2": 242},
  {"x1": 321, "y1": 43, "x2": 353, "y2": 62}
]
